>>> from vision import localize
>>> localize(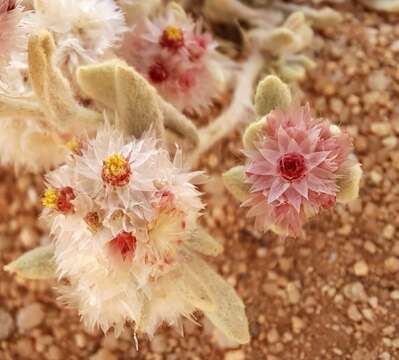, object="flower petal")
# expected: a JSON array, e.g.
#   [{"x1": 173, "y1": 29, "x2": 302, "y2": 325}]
[
  {"x1": 292, "y1": 179, "x2": 309, "y2": 199},
  {"x1": 268, "y1": 178, "x2": 289, "y2": 203},
  {"x1": 305, "y1": 151, "x2": 331, "y2": 170}
]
